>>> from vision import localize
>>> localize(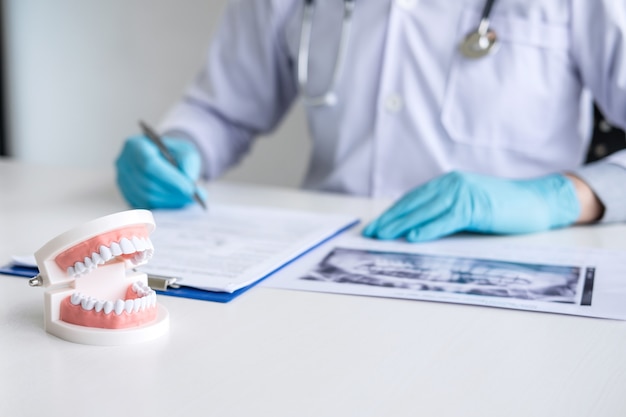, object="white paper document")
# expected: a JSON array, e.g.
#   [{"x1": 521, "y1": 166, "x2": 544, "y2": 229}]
[
  {"x1": 139, "y1": 204, "x2": 359, "y2": 293},
  {"x1": 263, "y1": 236, "x2": 626, "y2": 320}
]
